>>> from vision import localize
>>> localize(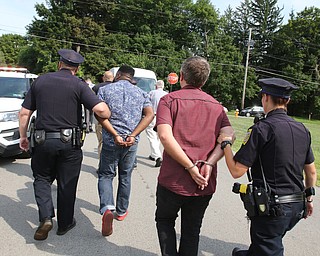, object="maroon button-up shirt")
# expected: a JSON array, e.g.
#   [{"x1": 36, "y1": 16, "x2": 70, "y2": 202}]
[{"x1": 156, "y1": 86, "x2": 231, "y2": 196}]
